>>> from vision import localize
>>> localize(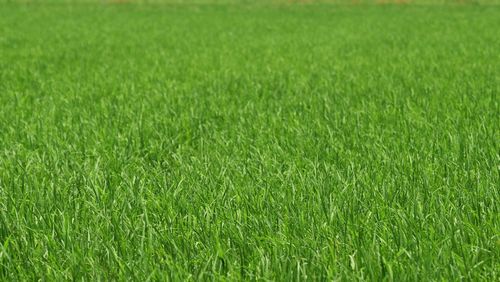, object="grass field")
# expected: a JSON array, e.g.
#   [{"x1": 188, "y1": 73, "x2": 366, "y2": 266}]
[{"x1": 0, "y1": 1, "x2": 499, "y2": 280}]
